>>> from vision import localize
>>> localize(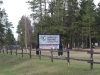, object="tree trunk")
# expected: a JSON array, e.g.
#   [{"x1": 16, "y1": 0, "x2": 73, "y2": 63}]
[{"x1": 82, "y1": 35, "x2": 84, "y2": 48}]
